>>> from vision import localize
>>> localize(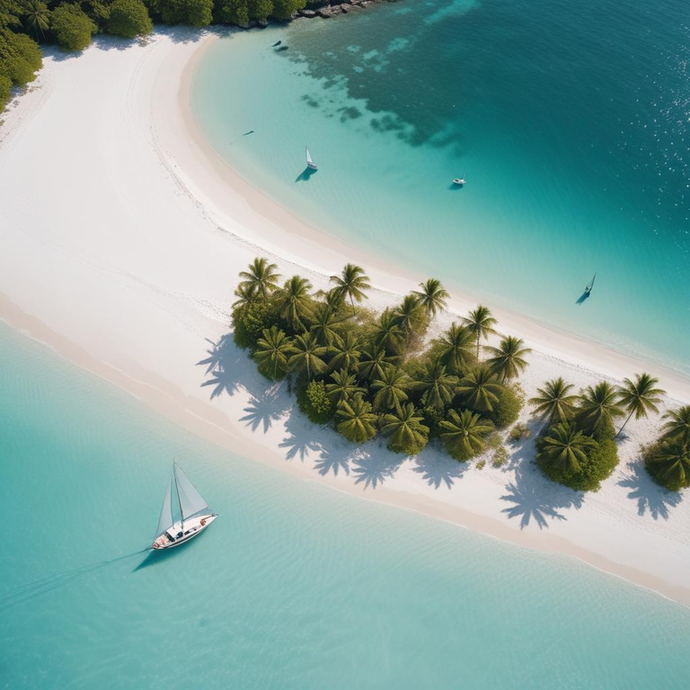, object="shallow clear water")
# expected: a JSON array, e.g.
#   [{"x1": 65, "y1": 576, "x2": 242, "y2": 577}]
[
  {"x1": 192, "y1": 0, "x2": 690, "y2": 374},
  {"x1": 2, "y1": 326, "x2": 690, "y2": 687}
]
